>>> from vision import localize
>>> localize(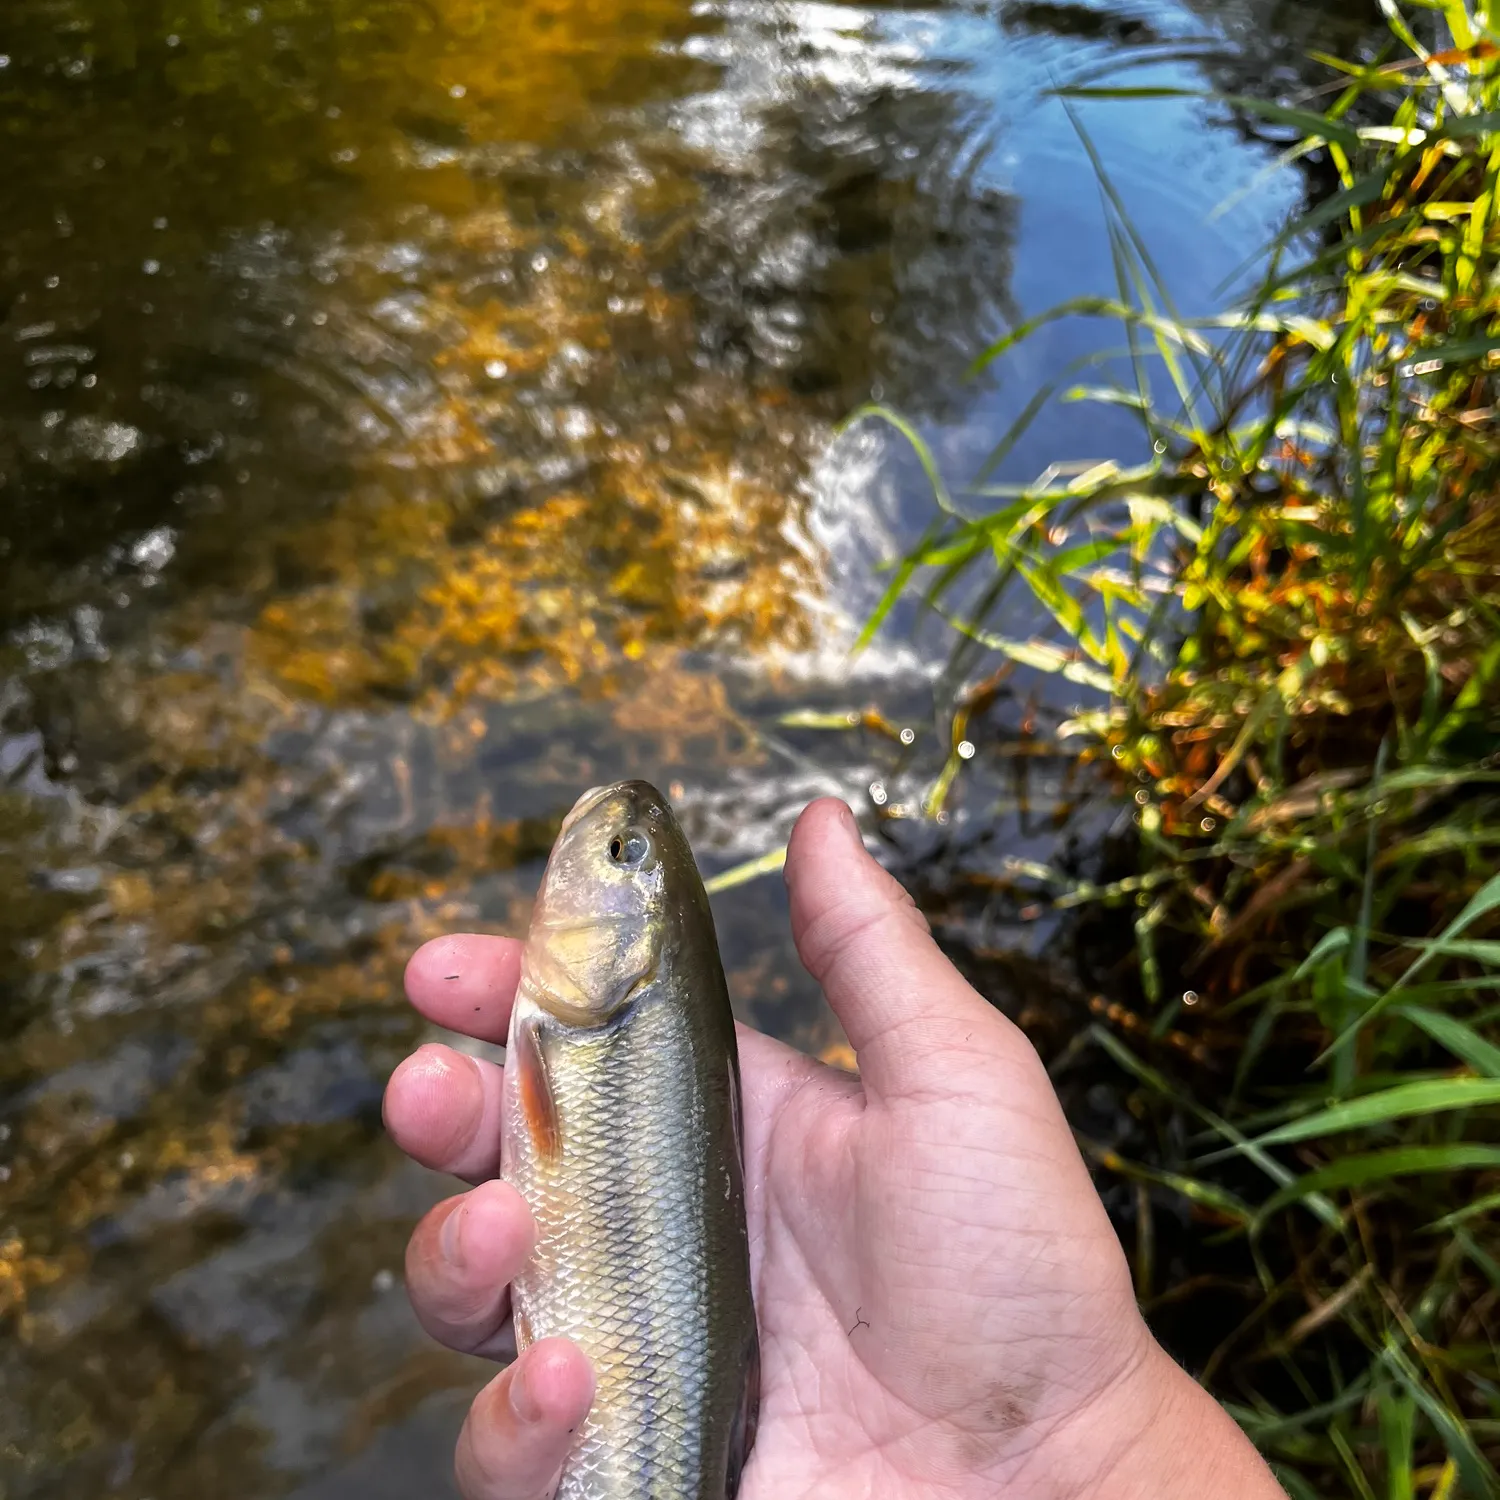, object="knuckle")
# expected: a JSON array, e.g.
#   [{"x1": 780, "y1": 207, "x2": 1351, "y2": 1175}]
[
  {"x1": 414, "y1": 1262, "x2": 500, "y2": 1338},
  {"x1": 796, "y1": 877, "x2": 929, "y2": 985}
]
